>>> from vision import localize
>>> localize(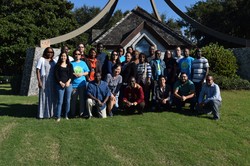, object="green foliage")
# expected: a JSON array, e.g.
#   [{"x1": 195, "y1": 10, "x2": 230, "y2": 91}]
[
  {"x1": 211, "y1": 72, "x2": 250, "y2": 90},
  {"x1": 182, "y1": 0, "x2": 250, "y2": 47},
  {"x1": 0, "y1": 0, "x2": 78, "y2": 75},
  {"x1": 201, "y1": 43, "x2": 238, "y2": 77}
]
